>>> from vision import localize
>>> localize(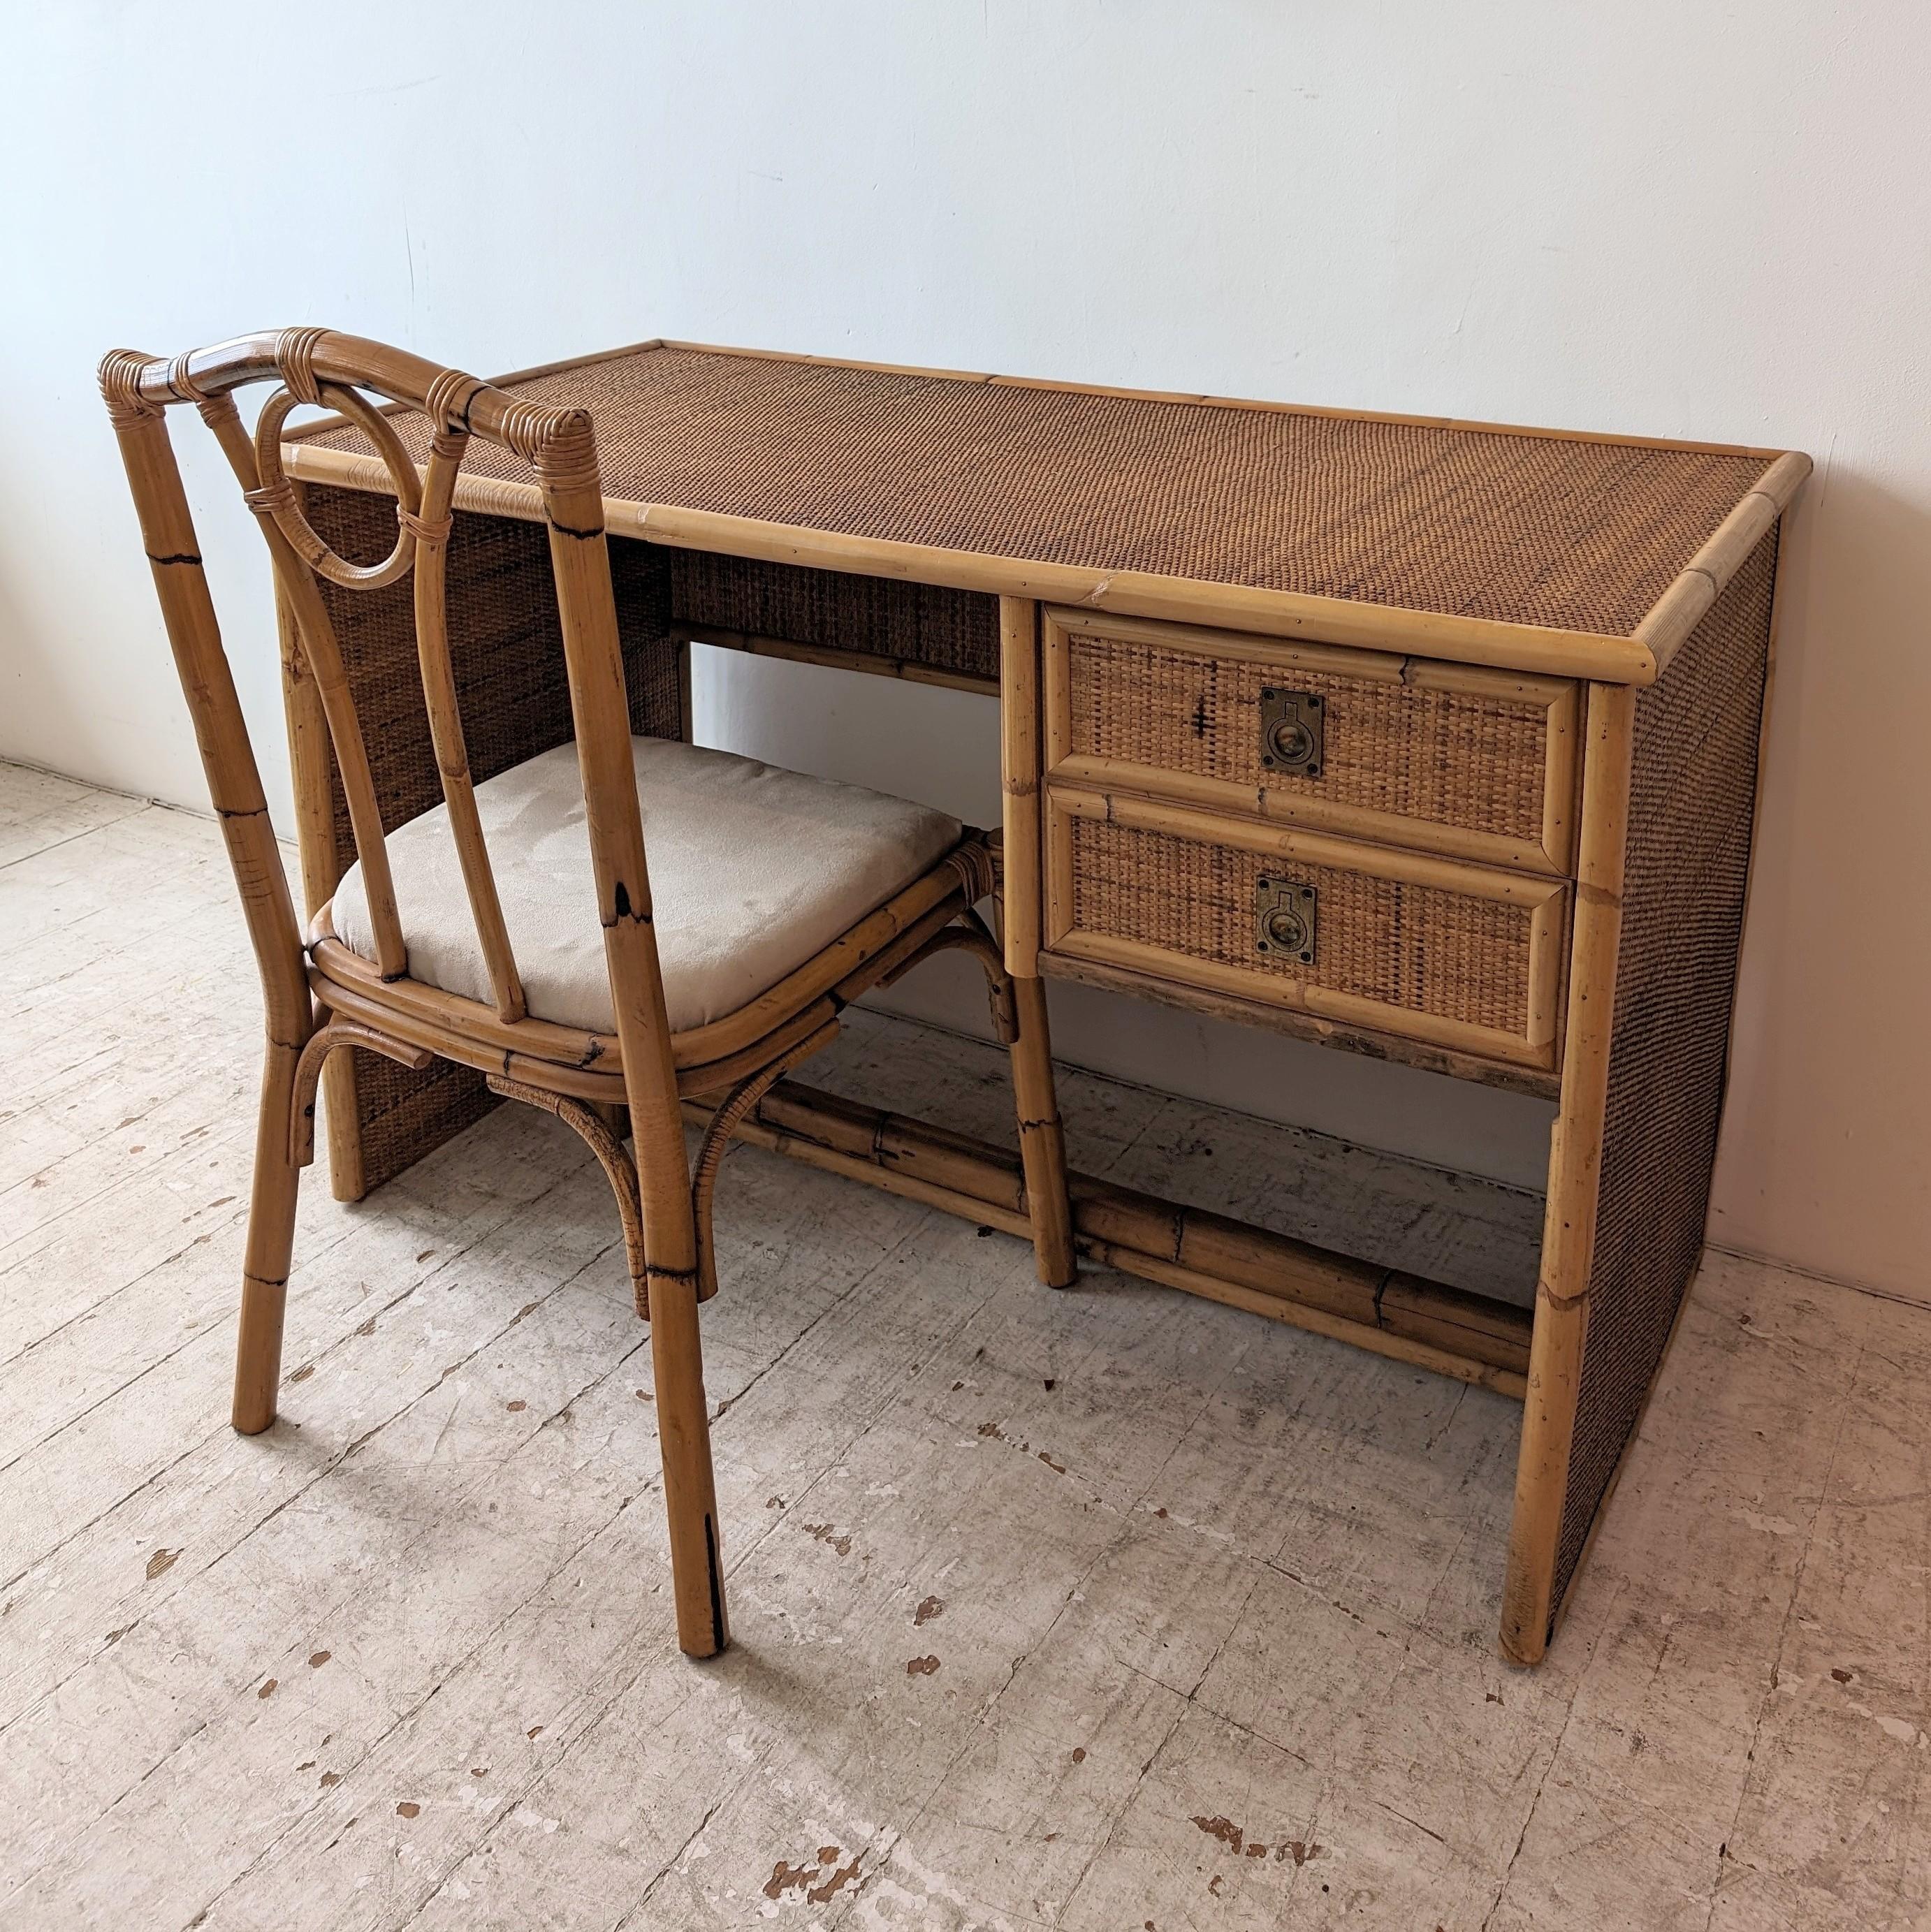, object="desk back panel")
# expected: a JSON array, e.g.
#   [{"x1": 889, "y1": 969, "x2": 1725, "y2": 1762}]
[{"x1": 669, "y1": 551, "x2": 998, "y2": 685}]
